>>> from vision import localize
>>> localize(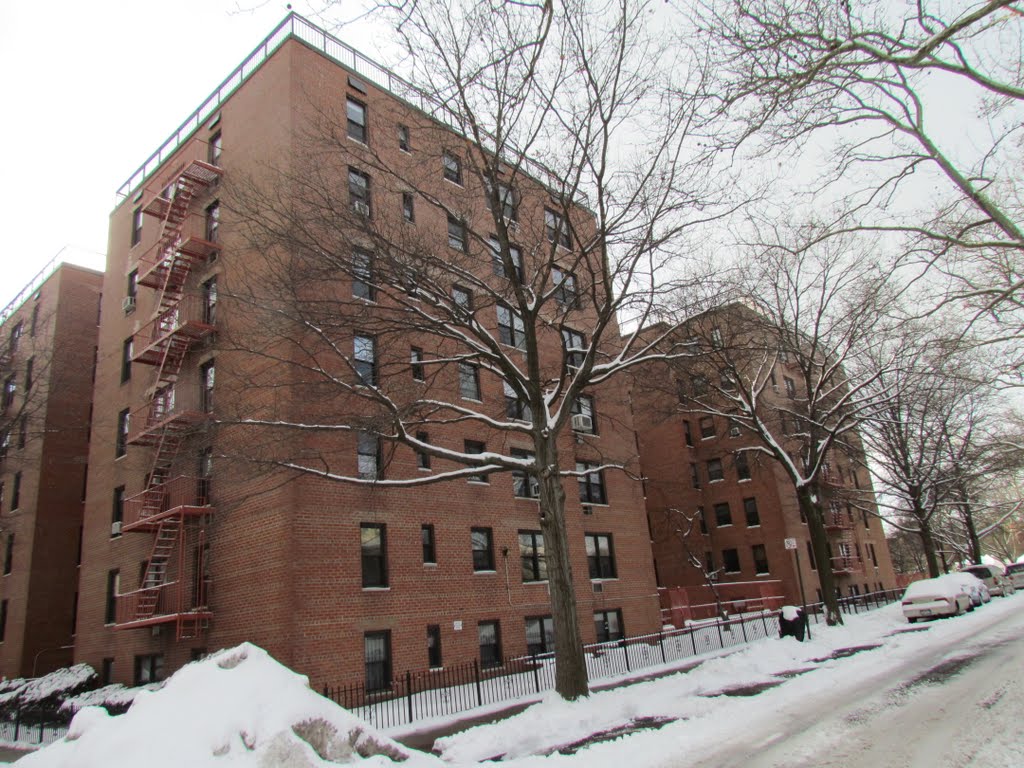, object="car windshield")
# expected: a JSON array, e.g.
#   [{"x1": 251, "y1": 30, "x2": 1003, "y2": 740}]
[{"x1": 1007, "y1": 564, "x2": 1024, "y2": 574}]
